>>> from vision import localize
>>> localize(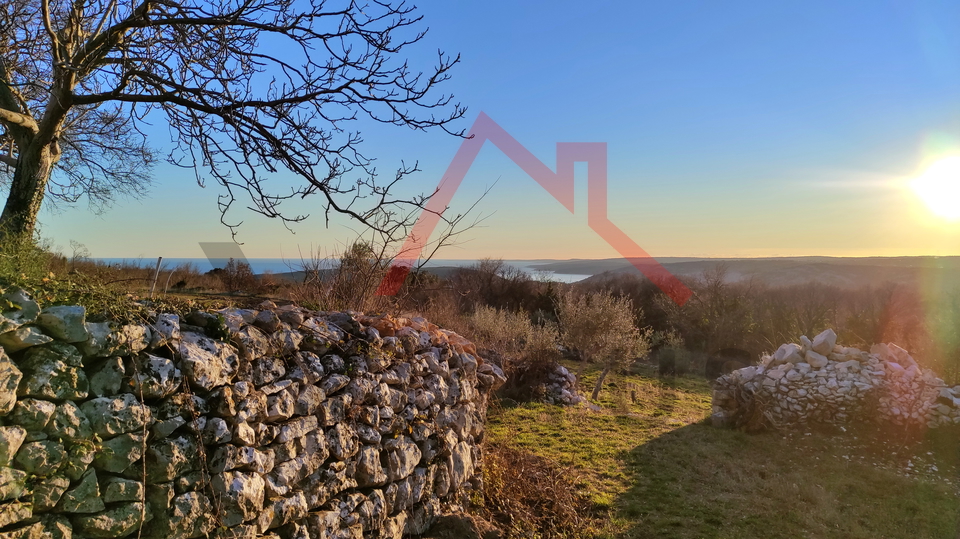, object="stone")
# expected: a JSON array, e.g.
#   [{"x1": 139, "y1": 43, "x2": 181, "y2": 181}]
[
  {"x1": 0, "y1": 289, "x2": 40, "y2": 332},
  {"x1": 0, "y1": 326, "x2": 53, "y2": 353},
  {"x1": 253, "y1": 310, "x2": 281, "y2": 333},
  {"x1": 93, "y1": 433, "x2": 145, "y2": 474},
  {"x1": 386, "y1": 437, "x2": 421, "y2": 482},
  {"x1": 251, "y1": 357, "x2": 286, "y2": 387},
  {"x1": 144, "y1": 436, "x2": 199, "y2": 484},
  {"x1": 62, "y1": 442, "x2": 96, "y2": 481},
  {"x1": 294, "y1": 385, "x2": 325, "y2": 416},
  {"x1": 86, "y1": 357, "x2": 125, "y2": 397},
  {"x1": 114, "y1": 325, "x2": 152, "y2": 355},
  {"x1": 14, "y1": 441, "x2": 65, "y2": 476},
  {"x1": 211, "y1": 471, "x2": 265, "y2": 527},
  {"x1": 81, "y1": 395, "x2": 152, "y2": 439},
  {"x1": 265, "y1": 391, "x2": 295, "y2": 422},
  {"x1": 153, "y1": 492, "x2": 215, "y2": 539},
  {"x1": 16, "y1": 351, "x2": 87, "y2": 401},
  {"x1": 0, "y1": 427, "x2": 26, "y2": 467},
  {"x1": 37, "y1": 515, "x2": 72, "y2": 539},
  {"x1": 149, "y1": 314, "x2": 180, "y2": 350},
  {"x1": 326, "y1": 423, "x2": 359, "y2": 460},
  {"x1": 321, "y1": 374, "x2": 350, "y2": 395},
  {"x1": 57, "y1": 470, "x2": 104, "y2": 513},
  {"x1": 31, "y1": 475, "x2": 70, "y2": 512},
  {"x1": 179, "y1": 332, "x2": 238, "y2": 391},
  {"x1": 46, "y1": 402, "x2": 92, "y2": 442},
  {"x1": 811, "y1": 329, "x2": 837, "y2": 356},
  {"x1": 233, "y1": 326, "x2": 273, "y2": 362},
  {"x1": 72, "y1": 502, "x2": 150, "y2": 538},
  {"x1": 275, "y1": 416, "x2": 318, "y2": 444},
  {"x1": 36, "y1": 306, "x2": 88, "y2": 343},
  {"x1": 805, "y1": 350, "x2": 829, "y2": 369},
  {"x1": 0, "y1": 501, "x2": 32, "y2": 528},
  {"x1": 449, "y1": 441, "x2": 474, "y2": 490},
  {"x1": 0, "y1": 468, "x2": 27, "y2": 502},
  {"x1": 355, "y1": 446, "x2": 387, "y2": 487},
  {"x1": 0, "y1": 351, "x2": 23, "y2": 414},
  {"x1": 202, "y1": 417, "x2": 233, "y2": 445},
  {"x1": 128, "y1": 353, "x2": 182, "y2": 399},
  {"x1": 101, "y1": 477, "x2": 144, "y2": 504},
  {"x1": 77, "y1": 322, "x2": 115, "y2": 358}
]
